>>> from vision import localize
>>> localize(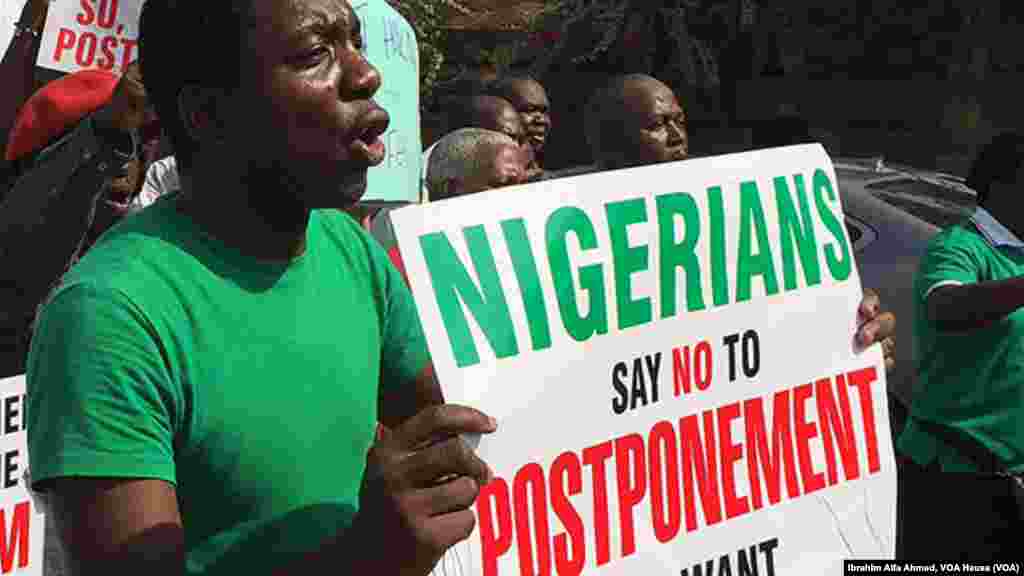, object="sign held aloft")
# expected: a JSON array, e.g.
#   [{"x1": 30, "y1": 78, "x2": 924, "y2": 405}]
[
  {"x1": 37, "y1": 0, "x2": 141, "y2": 74},
  {"x1": 391, "y1": 144, "x2": 897, "y2": 575}
]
